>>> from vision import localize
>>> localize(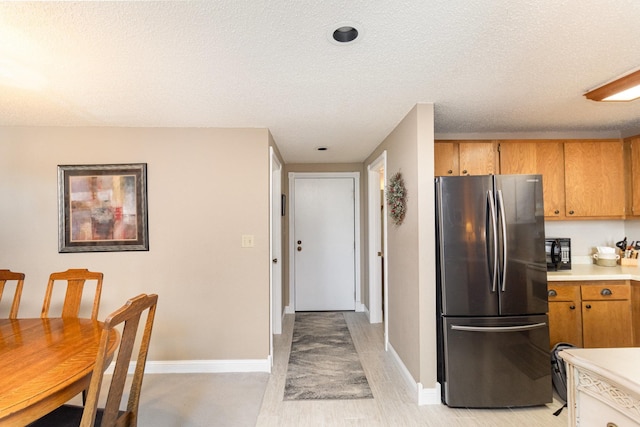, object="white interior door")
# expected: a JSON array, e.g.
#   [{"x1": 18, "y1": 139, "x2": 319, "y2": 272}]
[
  {"x1": 293, "y1": 176, "x2": 356, "y2": 311},
  {"x1": 270, "y1": 148, "x2": 282, "y2": 337},
  {"x1": 367, "y1": 152, "x2": 386, "y2": 324}
]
